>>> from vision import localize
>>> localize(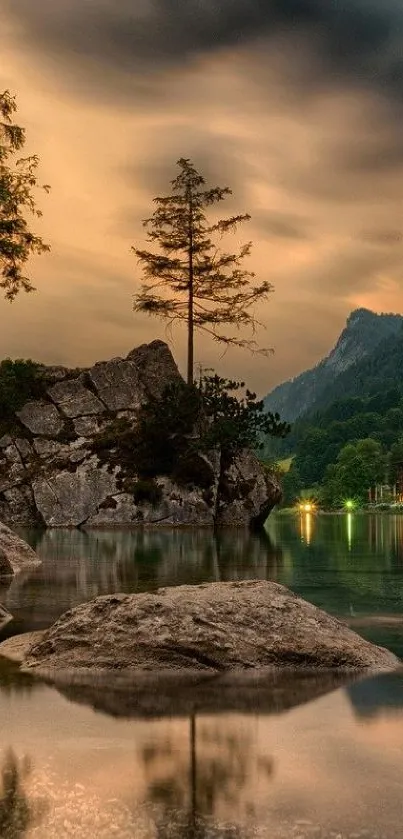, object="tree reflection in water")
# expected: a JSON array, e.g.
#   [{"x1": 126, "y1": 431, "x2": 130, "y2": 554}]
[
  {"x1": 0, "y1": 750, "x2": 47, "y2": 838},
  {"x1": 143, "y1": 714, "x2": 273, "y2": 839}
]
